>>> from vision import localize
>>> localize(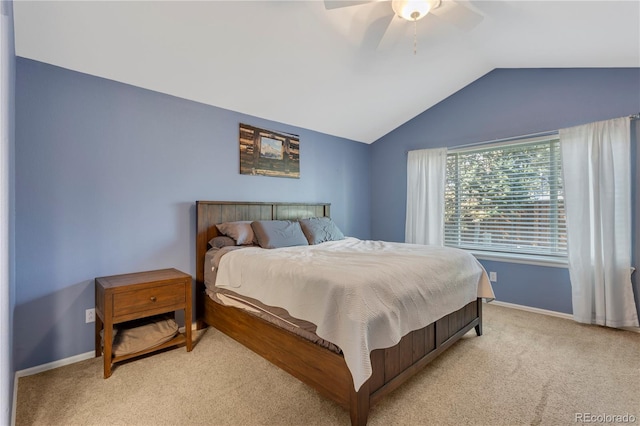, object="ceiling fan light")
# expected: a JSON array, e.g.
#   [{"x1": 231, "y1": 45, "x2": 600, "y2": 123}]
[{"x1": 391, "y1": 0, "x2": 436, "y2": 21}]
